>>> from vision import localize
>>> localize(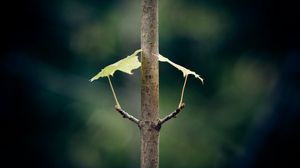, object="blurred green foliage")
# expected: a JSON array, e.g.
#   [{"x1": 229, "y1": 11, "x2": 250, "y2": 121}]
[{"x1": 3, "y1": 0, "x2": 283, "y2": 167}]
